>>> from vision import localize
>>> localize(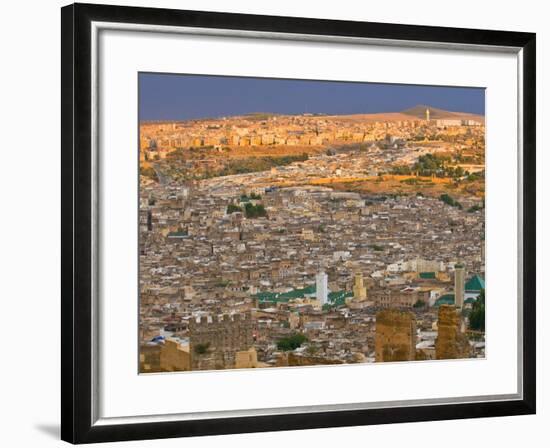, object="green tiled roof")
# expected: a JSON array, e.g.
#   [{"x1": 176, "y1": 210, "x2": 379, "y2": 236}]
[
  {"x1": 434, "y1": 293, "x2": 455, "y2": 307},
  {"x1": 166, "y1": 231, "x2": 188, "y2": 238},
  {"x1": 255, "y1": 285, "x2": 351, "y2": 306},
  {"x1": 328, "y1": 290, "x2": 353, "y2": 307},
  {"x1": 465, "y1": 275, "x2": 485, "y2": 292},
  {"x1": 419, "y1": 272, "x2": 436, "y2": 279},
  {"x1": 255, "y1": 284, "x2": 315, "y2": 303}
]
